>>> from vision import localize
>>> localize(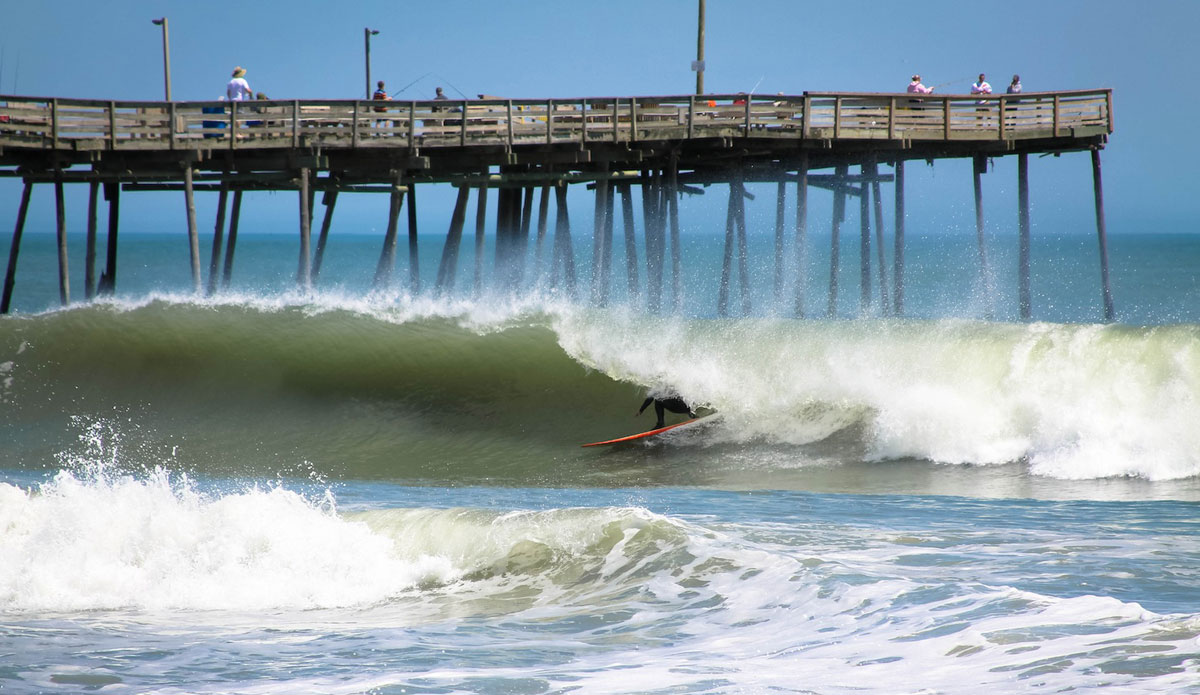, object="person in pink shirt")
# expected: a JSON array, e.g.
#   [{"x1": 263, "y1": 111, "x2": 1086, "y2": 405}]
[{"x1": 907, "y1": 75, "x2": 933, "y2": 94}]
